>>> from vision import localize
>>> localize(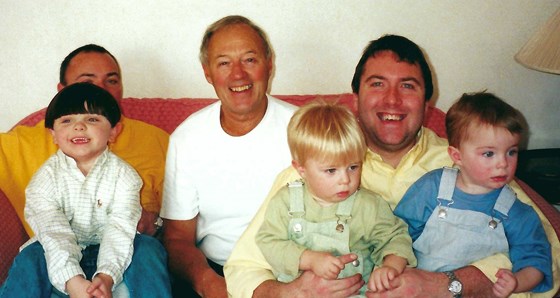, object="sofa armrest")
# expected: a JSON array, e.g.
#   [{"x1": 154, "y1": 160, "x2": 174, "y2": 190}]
[
  {"x1": 0, "y1": 188, "x2": 29, "y2": 285},
  {"x1": 516, "y1": 178, "x2": 560, "y2": 240},
  {"x1": 515, "y1": 179, "x2": 560, "y2": 297}
]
